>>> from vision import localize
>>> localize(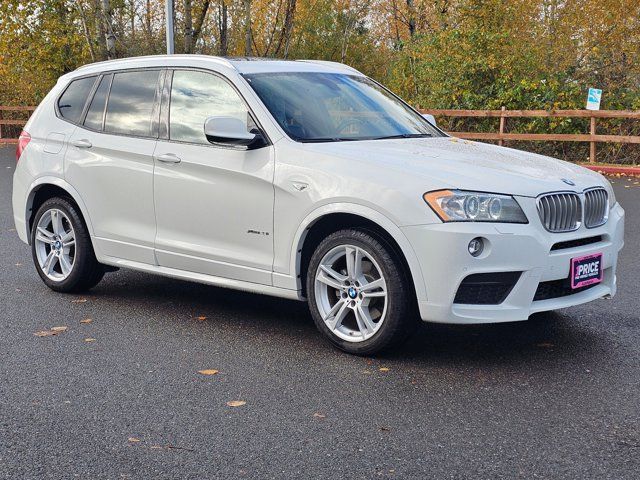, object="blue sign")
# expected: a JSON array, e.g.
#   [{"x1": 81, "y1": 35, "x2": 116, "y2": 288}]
[{"x1": 586, "y1": 88, "x2": 602, "y2": 110}]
